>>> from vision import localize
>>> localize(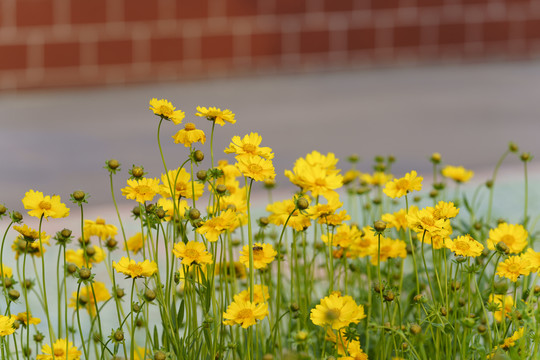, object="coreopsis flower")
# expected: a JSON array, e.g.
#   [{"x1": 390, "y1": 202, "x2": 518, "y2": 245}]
[
  {"x1": 16, "y1": 312, "x2": 41, "y2": 326},
  {"x1": 172, "y1": 241, "x2": 213, "y2": 266},
  {"x1": 69, "y1": 281, "x2": 111, "y2": 317},
  {"x1": 149, "y1": 98, "x2": 185, "y2": 125},
  {"x1": 433, "y1": 201, "x2": 459, "y2": 219},
  {"x1": 347, "y1": 227, "x2": 377, "y2": 259},
  {"x1": 12, "y1": 235, "x2": 51, "y2": 259},
  {"x1": 236, "y1": 155, "x2": 276, "y2": 181},
  {"x1": 84, "y1": 217, "x2": 118, "y2": 240},
  {"x1": 368, "y1": 237, "x2": 407, "y2": 265},
  {"x1": 326, "y1": 329, "x2": 368, "y2": 359},
  {"x1": 382, "y1": 208, "x2": 412, "y2": 231},
  {"x1": 36, "y1": 338, "x2": 81, "y2": 360},
  {"x1": 501, "y1": 327, "x2": 524, "y2": 349},
  {"x1": 196, "y1": 209, "x2": 237, "y2": 242},
  {"x1": 285, "y1": 155, "x2": 343, "y2": 198},
  {"x1": 121, "y1": 178, "x2": 160, "y2": 203},
  {"x1": 487, "y1": 223, "x2": 528, "y2": 254},
  {"x1": 178, "y1": 263, "x2": 208, "y2": 285},
  {"x1": 445, "y1": 235, "x2": 484, "y2": 257},
  {"x1": 239, "y1": 243, "x2": 277, "y2": 269},
  {"x1": 307, "y1": 195, "x2": 350, "y2": 226},
  {"x1": 305, "y1": 151, "x2": 340, "y2": 173},
  {"x1": 215, "y1": 261, "x2": 247, "y2": 279},
  {"x1": 342, "y1": 169, "x2": 360, "y2": 186},
  {"x1": 321, "y1": 224, "x2": 362, "y2": 248},
  {"x1": 224, "y1": 132, "x2": 274, "y2": 160},
  {"x1": 0, "y1": 315, "x2": 16, "y2": 336},
  {"x1": 310, "y1": 293, "x2": 366, "y2": 330},
  {"x1": 496, "y1": 255, "x2": 531, "y2": 282},
  {"x1": 22, "y1": 190, "x2": 69, "y2": 219},
  {"x1": 113, "y1": 257, "x2": 158, "y2": 278},
  {"x1": 66, "y1": 246, "x2": 105, "y2": 268},
  {"x1": 172, "y1": 122, "x2": 206, "y2": 147},
  {"x1": 489, "y1": 294, "x2": 513, "y2": 322},
  {"x1": 125, "y1": 232, "x2": 145, "y2": 255},
  {"x1": 157, "y1": 197, "x2": 188, "y2": 221},
  {"x1": 266, "y1": 198, "x2": 311, "y2": 231},
  {"x1": 159, "y1": 168, "x2": 204, "y2": 200},
  {"x1": 223, "y1": 296, "x2": 269, "y2": 328},
  {"x1": 196, "y1": 106, "x2": 236, "y2": 126},
  {"x1": 383, "y1": 170, "x2": 423, "y2": 199},
  {"x1": 217, "y1": 159, "x2": 242, "y2": 181},
  {"x1": 360, "y1": 172, "x2": 393, "y2": 186},
  {"x1": 407, "y1": 206, "x2": 452, "y2": 249},
  {"x1": 523, "y1": 248, "x2": 540, "y2": 272},
  {"x1": 0, "y1": 263, "x2": 12, "y2": 279},
  {"x1": 219, "y1": 188, "x2": 248, "y2": 214},
  {"x1": 236, "y1": 284, "x2": 270, "y2": 304},
  {"x1": 441, "y1": 165, "x2": 474, "y2": 183},
  {"x1": 13, "y1": 224, "x2": 44, "y2": 242}
]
